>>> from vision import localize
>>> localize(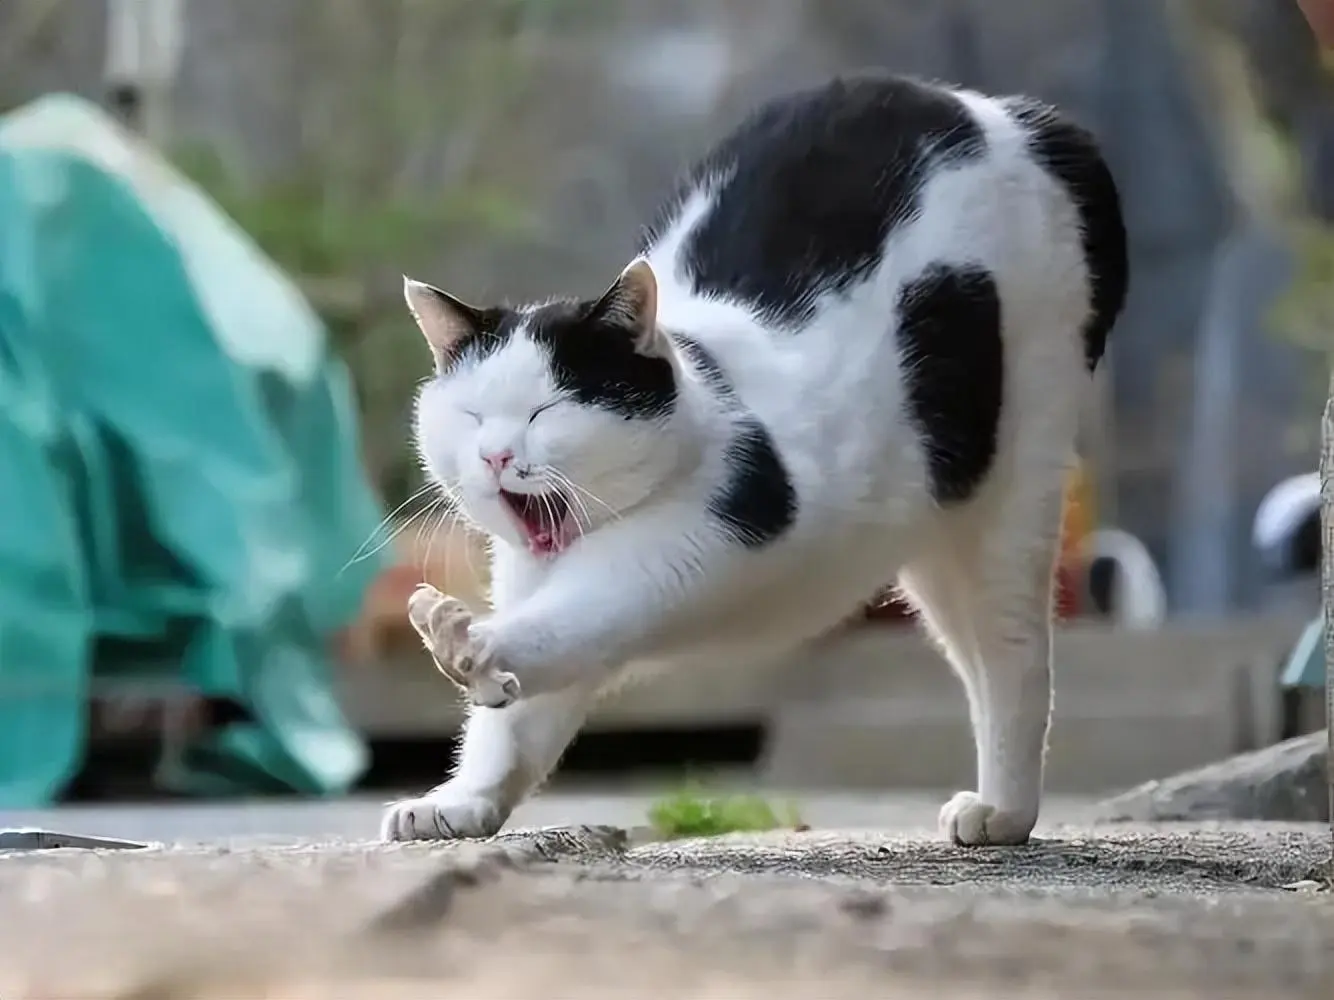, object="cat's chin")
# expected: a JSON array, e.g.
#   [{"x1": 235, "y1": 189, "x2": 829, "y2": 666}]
[{"x1": 498, "y1": 488, "x2": 576, "y2": 557}]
